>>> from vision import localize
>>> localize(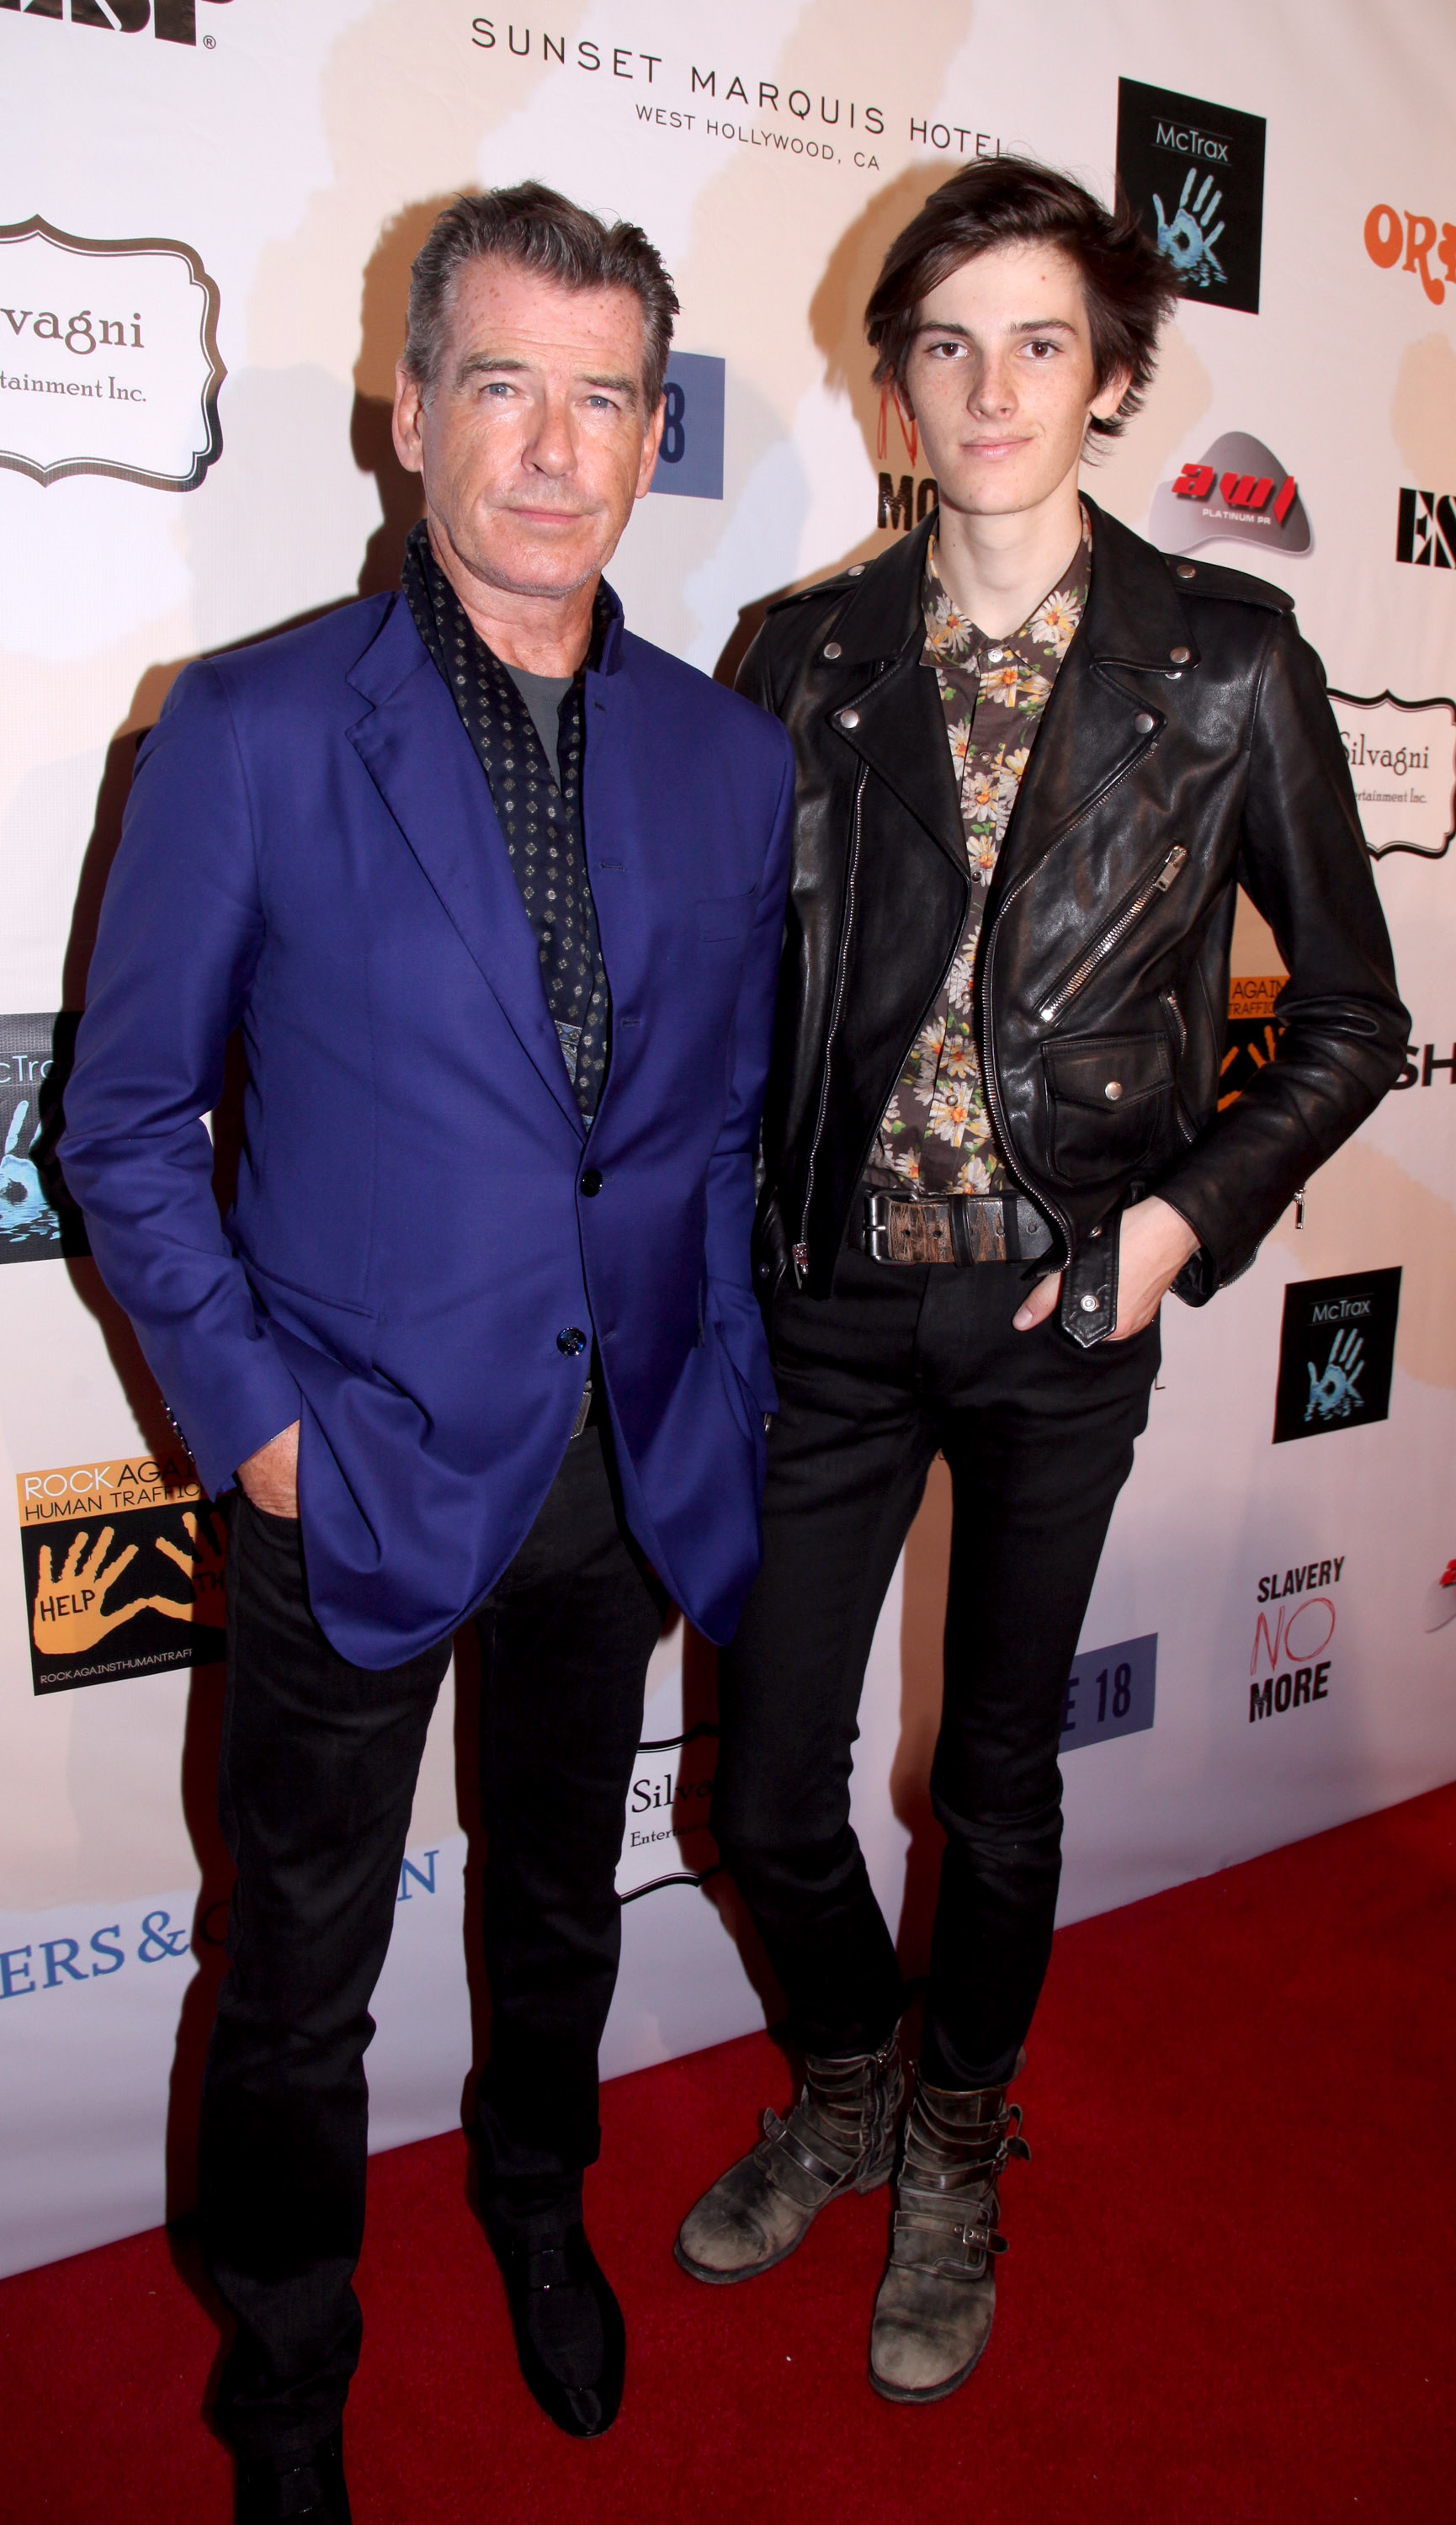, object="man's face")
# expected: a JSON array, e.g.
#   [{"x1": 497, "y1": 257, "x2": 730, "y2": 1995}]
[
  {"x1": 392, "y1": 257, "x2": 664, "y2": 601},
  {"x1": 901, "y1": 240, "x2": 1129, "y2": 522}
]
